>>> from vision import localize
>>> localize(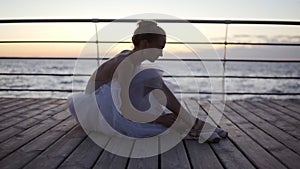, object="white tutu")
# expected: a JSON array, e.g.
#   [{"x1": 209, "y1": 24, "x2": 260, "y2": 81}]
[{"x1": 68, "y1": 66, "x2": 168, "y2": 138}]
